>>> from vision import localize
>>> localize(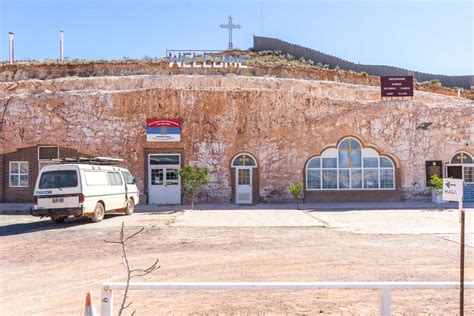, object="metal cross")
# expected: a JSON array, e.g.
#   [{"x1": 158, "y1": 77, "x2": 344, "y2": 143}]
[
  {"x1": 220, "y1": 15, "x2": 241, "y2": 50},
  {"x1": 239, "y1": 155, "x2": 249, "y2": 165},
  {"x1": 457, "y1": 153, "x2": 468, "y2": 163}
]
